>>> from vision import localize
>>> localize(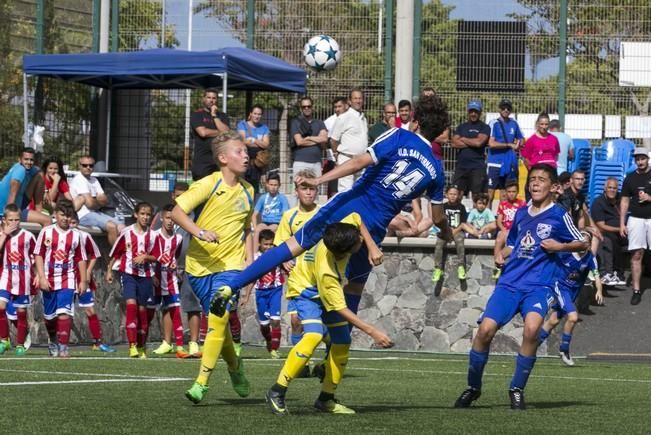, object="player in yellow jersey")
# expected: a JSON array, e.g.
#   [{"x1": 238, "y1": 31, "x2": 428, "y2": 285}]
[
  {"x1": 171, "y1": 131, "x2": 254, "y2": 404},
  {"x1": 266, "y1": 215, "x2": 394, "y2": 416}
]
